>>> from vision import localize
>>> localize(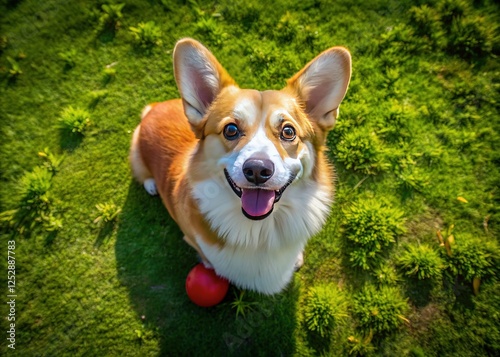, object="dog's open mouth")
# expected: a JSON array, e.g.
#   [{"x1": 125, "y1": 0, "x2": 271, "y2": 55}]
[{"x1": 224, "y1": 169, "x2": 295, "y2": 220}]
